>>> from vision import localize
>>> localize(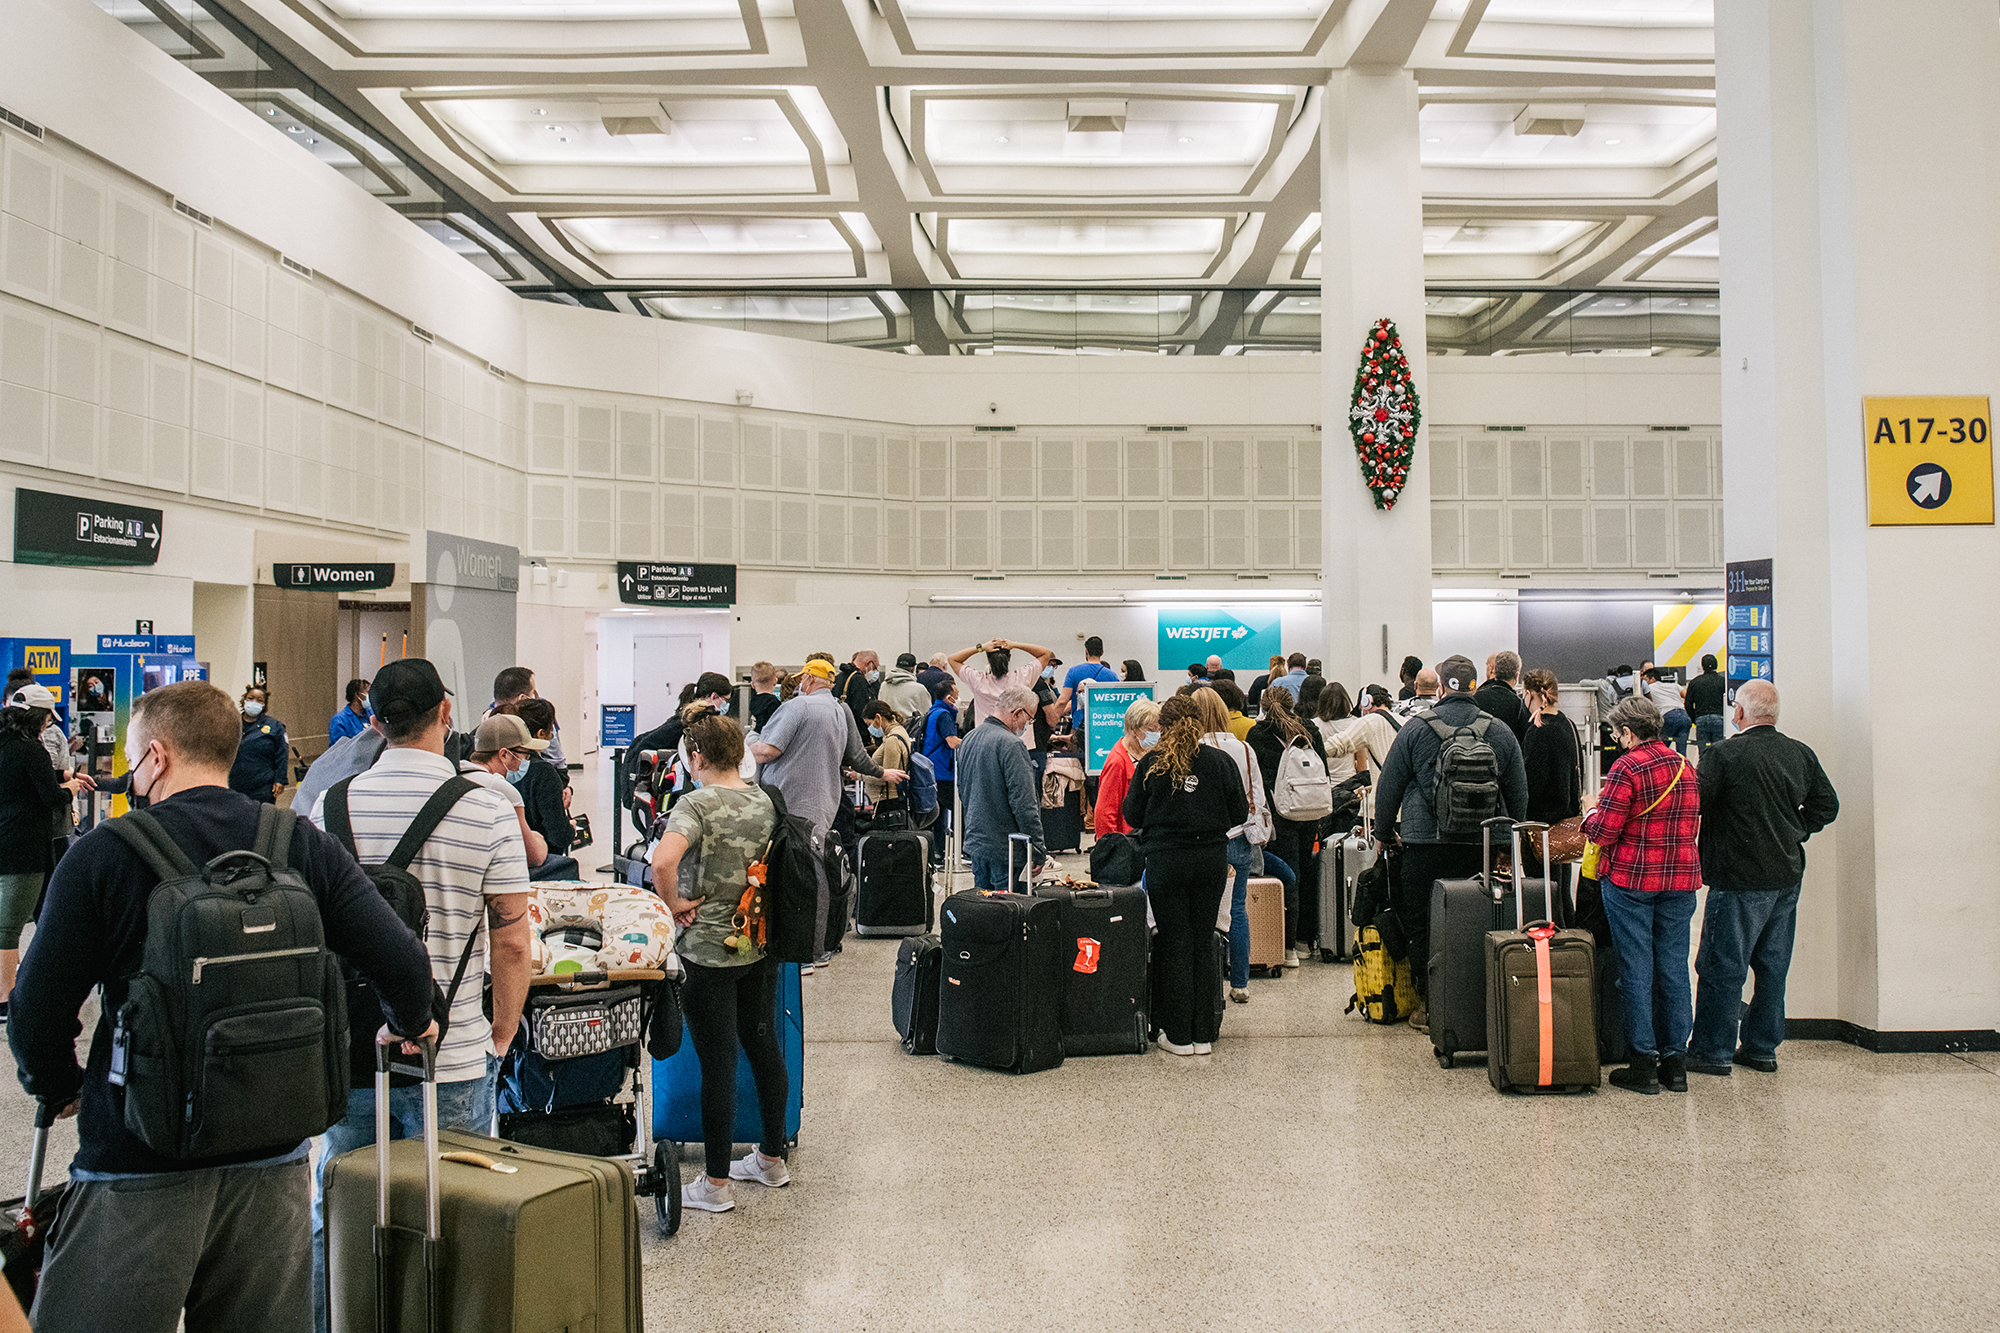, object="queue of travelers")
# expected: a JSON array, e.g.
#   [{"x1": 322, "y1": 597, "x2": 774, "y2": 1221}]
[{"x1": 0, "y1": 623, "x2": 1840, "y2": 1331}]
